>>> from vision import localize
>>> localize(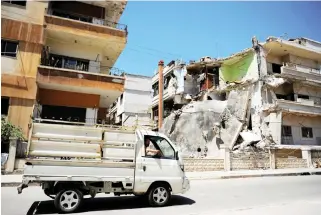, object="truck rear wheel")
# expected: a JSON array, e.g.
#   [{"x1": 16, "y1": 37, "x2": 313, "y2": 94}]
[
  {"x1": 54, "y1": 188, "x2": 83, "y2": 213},
  {"x1": 147, "y1": 184, "x2": 171, "y2": 207}
]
